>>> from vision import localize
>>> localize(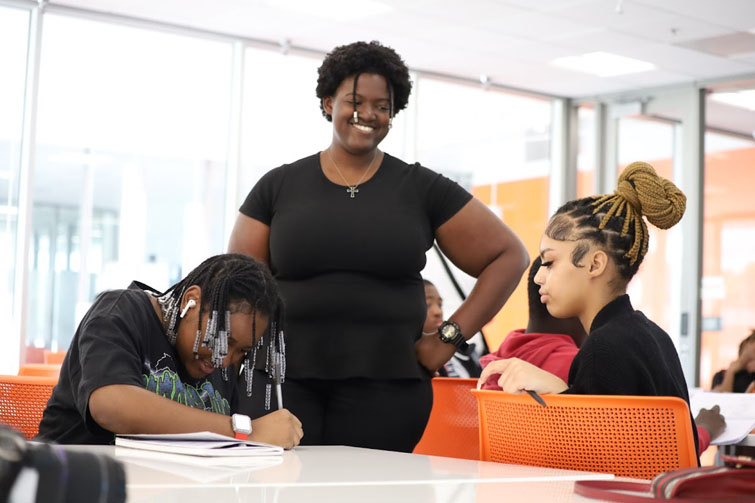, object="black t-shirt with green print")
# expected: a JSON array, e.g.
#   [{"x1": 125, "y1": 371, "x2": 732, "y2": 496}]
[{"x1": 36, "y1": 282, "x2": 237, "y2": 445}]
